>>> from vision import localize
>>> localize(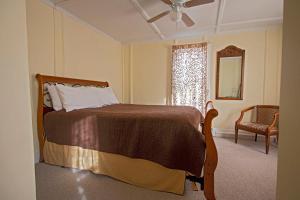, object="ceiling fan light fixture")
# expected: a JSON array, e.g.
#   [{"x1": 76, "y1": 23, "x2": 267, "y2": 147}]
[
  {"x1": 148, "y1": 0, "x2": 213, "y2": 26},
  {"x1": 174, "y1": 0, "x2": 188, "y2": 4},
  {"x1": 170, "y1": 10, "x2": 182, "y2": 22}
]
